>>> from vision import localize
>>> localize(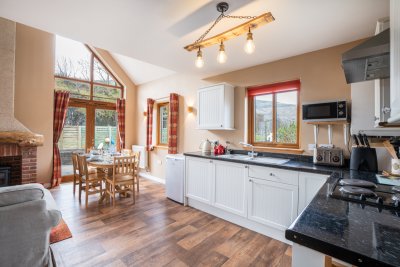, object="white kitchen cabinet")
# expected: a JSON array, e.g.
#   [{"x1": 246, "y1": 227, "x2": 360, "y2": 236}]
[
  {"x1": 214, "y1": 161, "x2": 247, "y2": 217},
  {"x1": 298, "y1": 172, "x2": 329, "y2": 213},
  {"x1": 186, "y1": 157, "x2": 214, "y2": 204},
  {"x1": 248, "y1": 178, "x2": 299, "y2": 231},
  {"x1": 197, "y1": 83, "x2": 234, "y2": 130}
]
